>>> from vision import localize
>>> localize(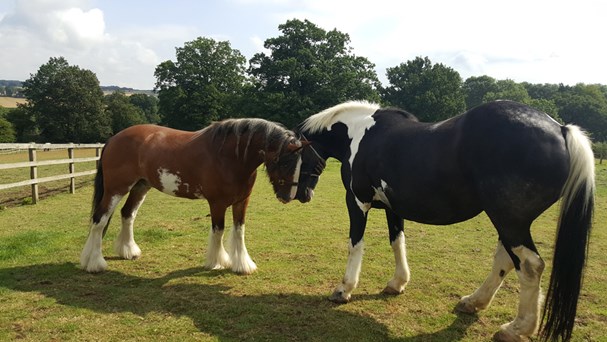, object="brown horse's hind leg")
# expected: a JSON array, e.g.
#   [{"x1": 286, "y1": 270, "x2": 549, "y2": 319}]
[
  {"x1": 81, "y1": 193, "x2": 124, "y2": 272},
  {"x1": 229, "y1": 197, "x2": 257, "y2": 274},
  {"x1": 204, "y1": 202, "x2": 231, "y2": 271},
  {"x1": 456, "y1": 241, "x2": 514, "y2": 313},
  {"x1": 115, "y1": 181, "x2": 150, "y2": 260}
]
